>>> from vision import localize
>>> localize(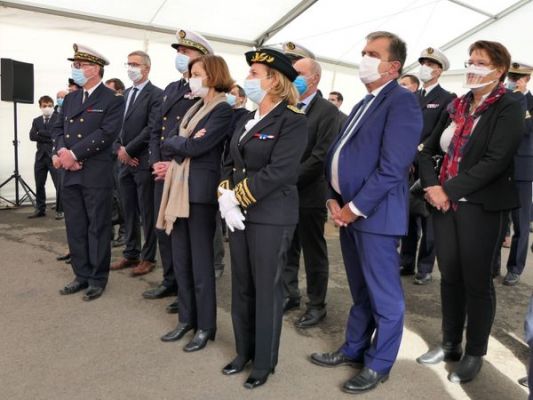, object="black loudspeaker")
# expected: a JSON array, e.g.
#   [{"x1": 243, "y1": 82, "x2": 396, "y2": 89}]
[{"x1": 1, "y1": 58, "x2": 34, "y2": 104}]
